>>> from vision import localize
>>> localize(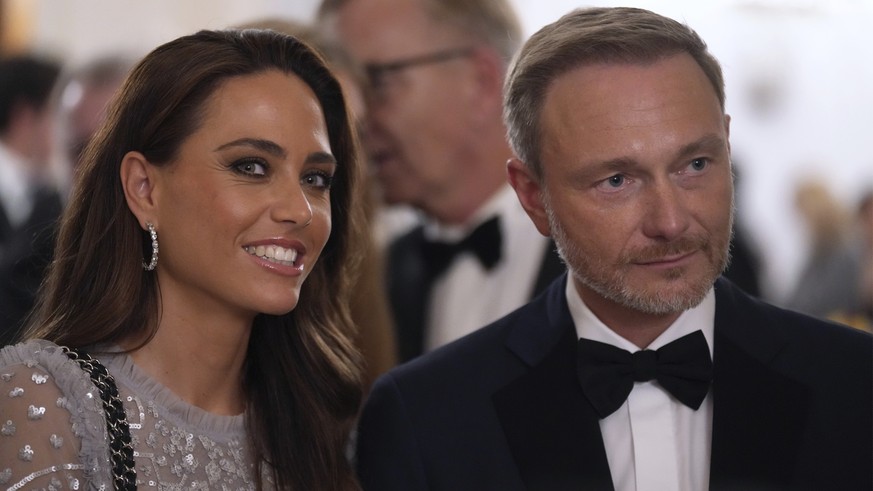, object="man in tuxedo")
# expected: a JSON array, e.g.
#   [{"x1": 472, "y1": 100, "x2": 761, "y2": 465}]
[
  {"x1": 355, "y1": 7, "x2": 872, "y2": 490},
  {"x1": 318, "y1": 0, "x2": 564, "y2": 362},
  {"x1": 0, "y1": 55, "x2": 62, "y2": 343}
]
